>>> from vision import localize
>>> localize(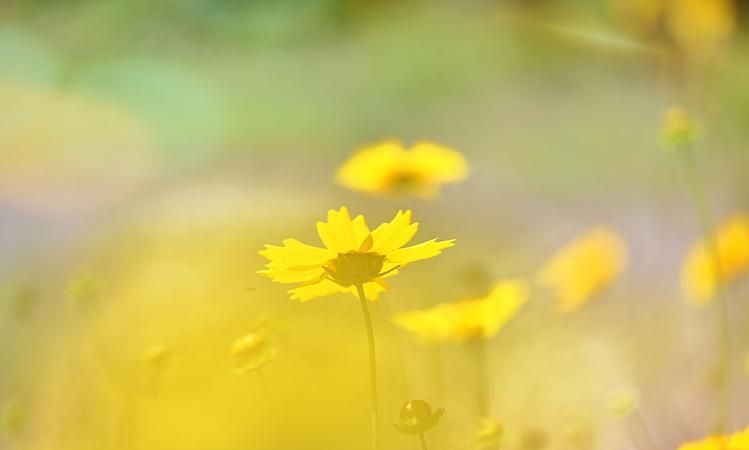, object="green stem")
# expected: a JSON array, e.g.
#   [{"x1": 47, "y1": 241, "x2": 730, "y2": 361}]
[
  {"x1": 419, "y1": 432, "x2": 429, "y2": 450},
  {"x1": 678, "y1": 146, "x2": 732, "y2": 433},
  {"x1": 356, "y1": 284, "x2": 380, "y2": 450}
]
